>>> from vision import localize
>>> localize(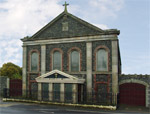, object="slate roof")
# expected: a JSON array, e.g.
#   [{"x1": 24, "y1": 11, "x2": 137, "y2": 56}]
[{"x1": 21, "y1": 10, "x2": 120, "y2": 42}]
